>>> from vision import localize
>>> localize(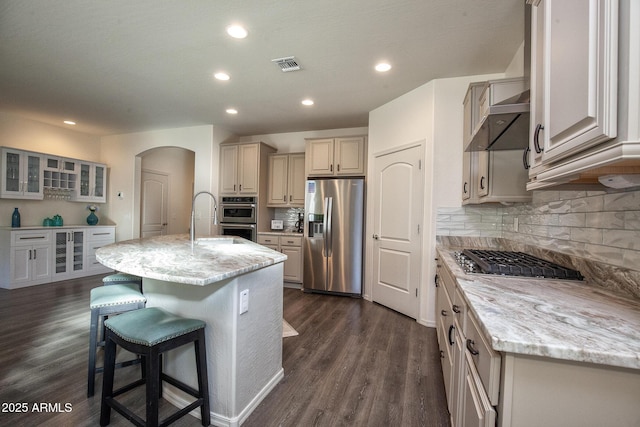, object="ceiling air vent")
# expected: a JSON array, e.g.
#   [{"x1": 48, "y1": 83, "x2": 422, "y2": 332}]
[{"x1": 271, "y1": 56, "x2": 301, "y2": 72}]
